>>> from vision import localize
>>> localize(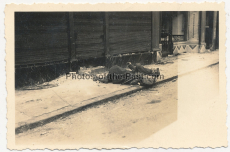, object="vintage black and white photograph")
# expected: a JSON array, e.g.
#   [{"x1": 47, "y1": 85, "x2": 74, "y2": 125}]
[{"x1": 5, "y1": 3, "x2": 227, "y2": 149}]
